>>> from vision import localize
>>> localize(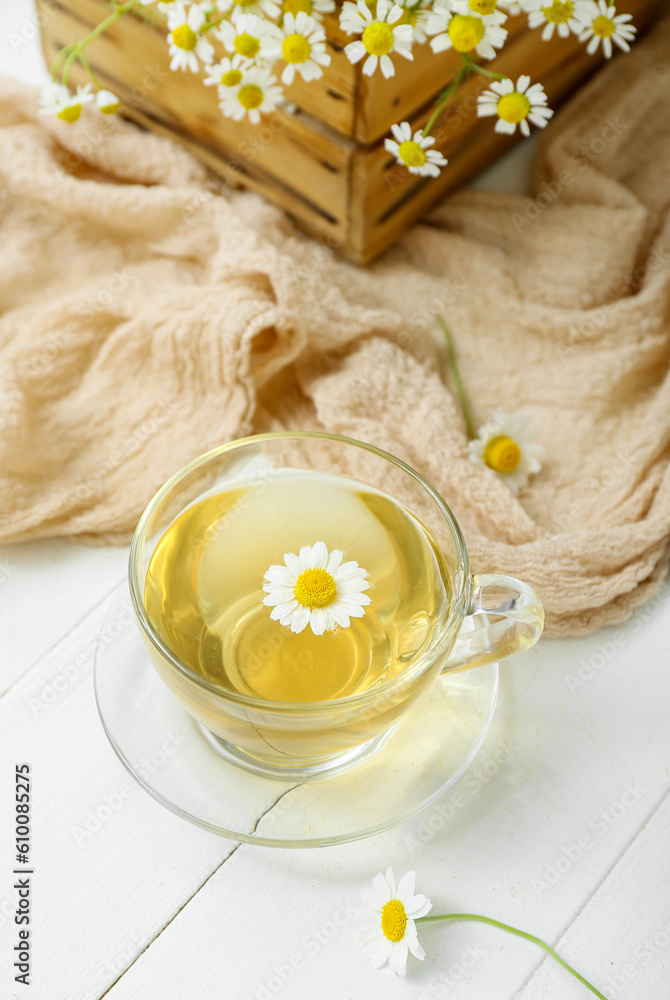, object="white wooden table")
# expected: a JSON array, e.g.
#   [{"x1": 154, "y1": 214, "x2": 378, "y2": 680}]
[{"x1": 2, "y1": 5, "x2": 669, "y2": 998}]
